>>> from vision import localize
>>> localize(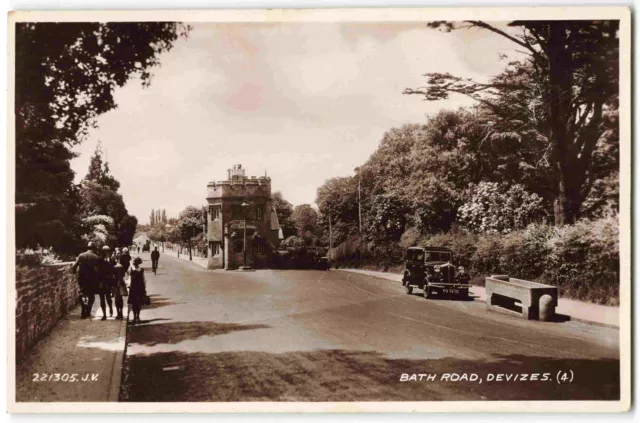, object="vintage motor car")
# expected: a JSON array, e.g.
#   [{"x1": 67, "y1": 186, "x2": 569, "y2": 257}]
[
  {"x1": 316, "y1": 256, "x2": 331, "y2": 270},
  {"x1": 401, "y1": 246, "x2": 471, "y2": 299}
]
